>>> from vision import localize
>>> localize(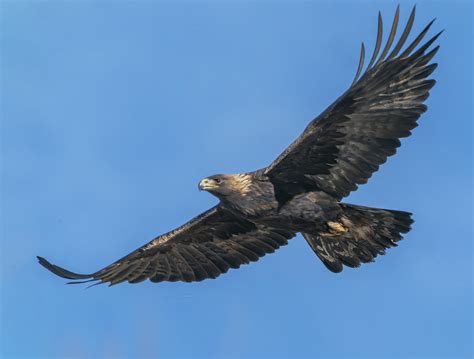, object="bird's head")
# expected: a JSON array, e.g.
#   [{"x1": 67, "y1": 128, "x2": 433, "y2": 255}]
[{"x1": 198, "y1": 173, "x2": 253, "y2": 199}]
